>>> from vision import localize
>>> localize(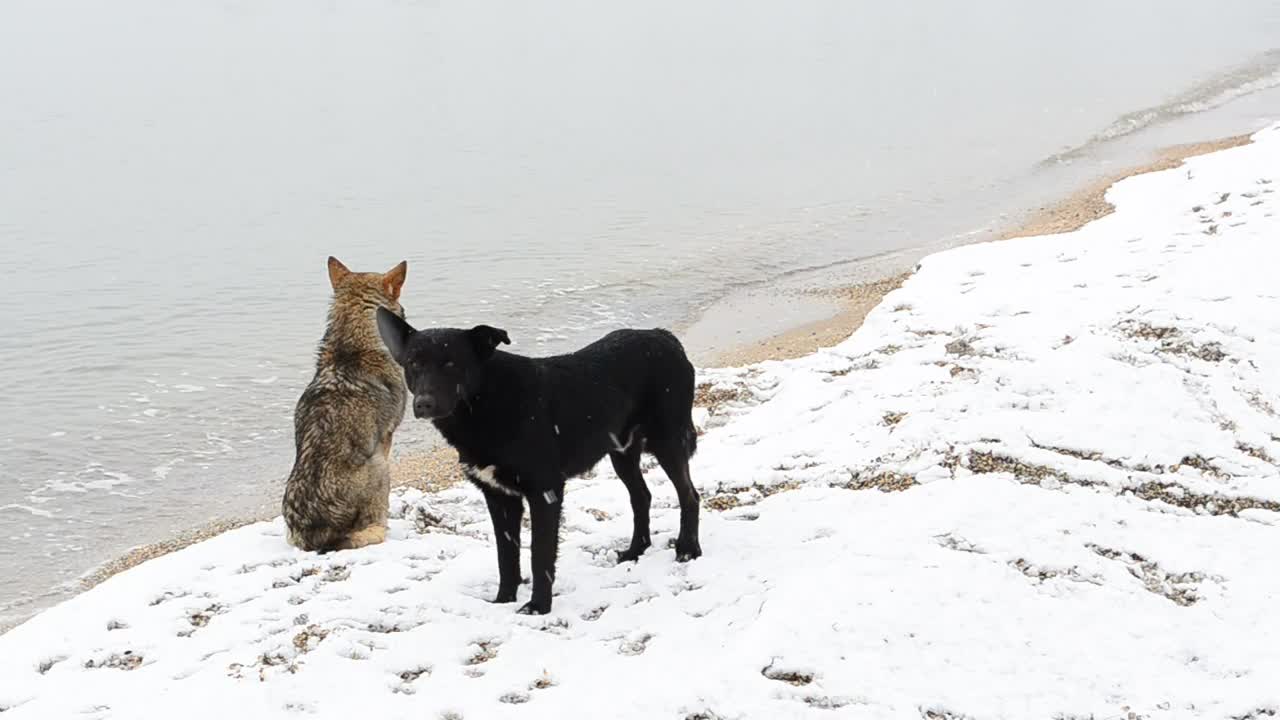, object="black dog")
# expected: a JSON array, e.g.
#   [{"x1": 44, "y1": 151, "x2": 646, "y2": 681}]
[{"x1": 376, "y1": 309, "x2": 702, "y2": 615}]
